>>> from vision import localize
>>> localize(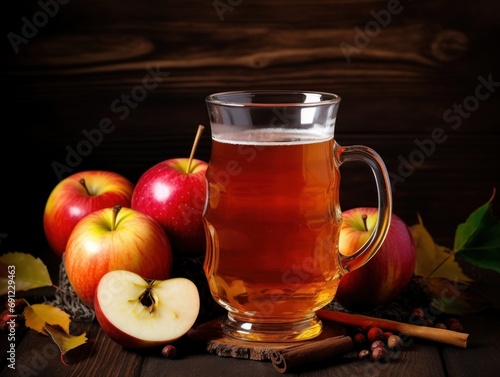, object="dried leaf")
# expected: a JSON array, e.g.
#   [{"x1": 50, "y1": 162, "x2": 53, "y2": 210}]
[
  {"x1": 0, "y1": 252, "x2": 53, "y2": 295},
  {"x1": 410, "y1": 214, "x2": 472, "y2": 283},
  {"x1": 24, "y1": 303, "x2": 71, "y2": 335},
  {"x1": 425, "y1": 277, "x2": 490, "y2": 315},
  {"x1": 45, "y1": 323, "x2": 87, "y2": 355},
  {"x1": 459, "y1": 261, "x2": 500, "y2": 311}
]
